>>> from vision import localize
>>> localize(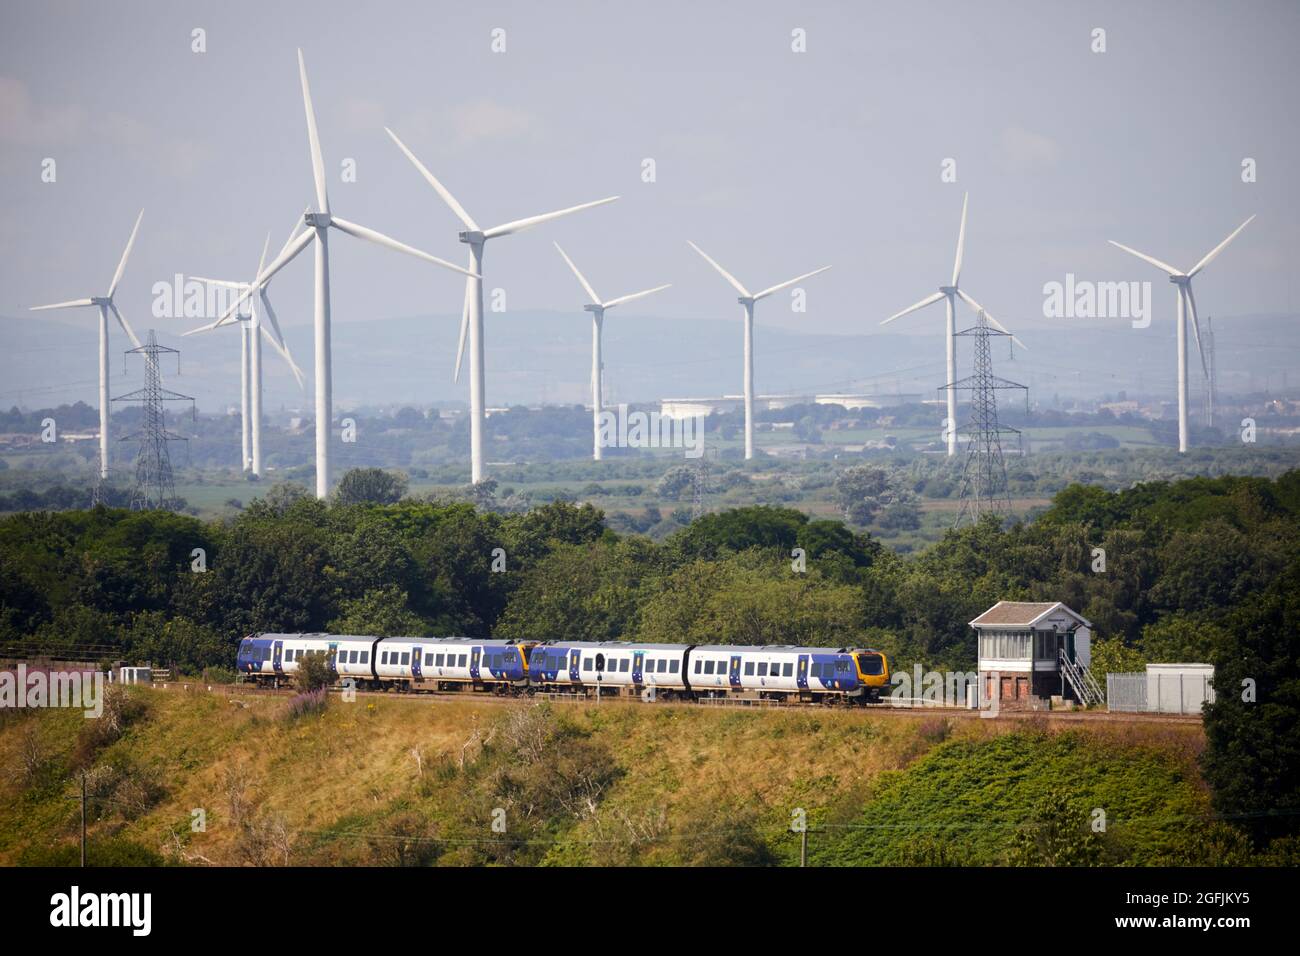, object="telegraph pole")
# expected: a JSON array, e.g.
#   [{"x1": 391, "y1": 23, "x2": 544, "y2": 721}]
[{"x1": 80, "y1": 770, "x2": 87, "y2": 867}]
